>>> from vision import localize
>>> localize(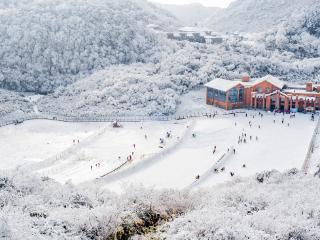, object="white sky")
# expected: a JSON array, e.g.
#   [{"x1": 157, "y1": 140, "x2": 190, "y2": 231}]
[{"x1": 148, "y1": 0, "x2": 235, "y2": 8}]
